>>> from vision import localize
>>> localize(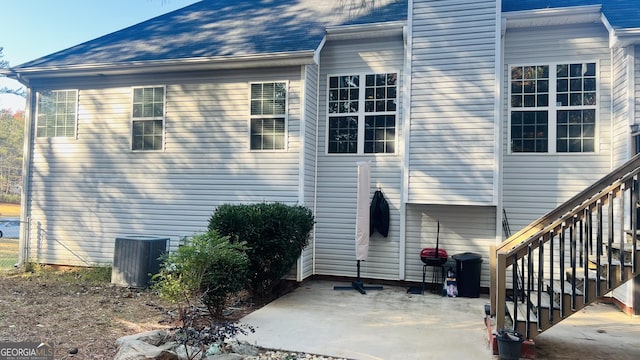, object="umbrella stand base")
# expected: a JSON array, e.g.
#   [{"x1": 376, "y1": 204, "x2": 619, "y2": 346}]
[
  {"x1": 334, "y1": 280, "x2": 383, "y2": 295},
  {"x1": 333, "y1": 260, "x2": 383, "y2": 295}
]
